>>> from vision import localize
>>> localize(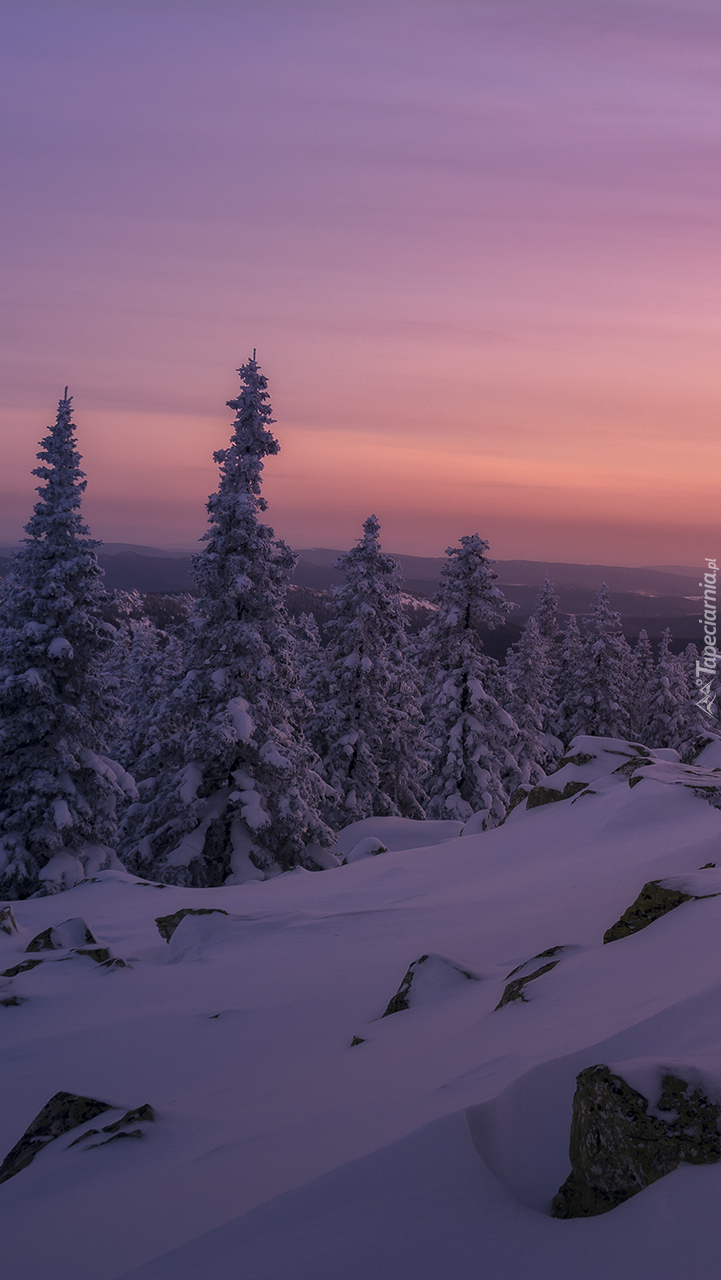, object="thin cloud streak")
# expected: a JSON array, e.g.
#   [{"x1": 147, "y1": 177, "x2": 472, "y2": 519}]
[{"x1": 0, "y1": 1, "x2": 719, "y2": 562}]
